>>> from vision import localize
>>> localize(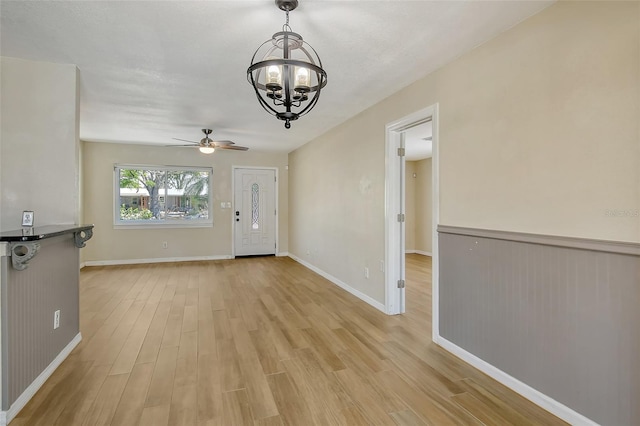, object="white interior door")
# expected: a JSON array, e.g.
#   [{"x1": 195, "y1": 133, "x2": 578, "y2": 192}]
[{"x1": 234, "y1": 168, "x2": 276, "y2": 256}]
